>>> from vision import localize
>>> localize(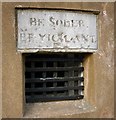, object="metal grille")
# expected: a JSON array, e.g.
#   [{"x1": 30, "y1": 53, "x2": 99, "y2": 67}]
[{"x1": 25, "y1": 53, "x2": 84, "y2": 103}]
